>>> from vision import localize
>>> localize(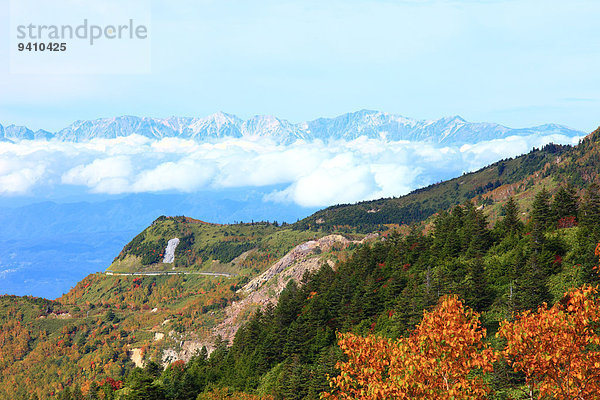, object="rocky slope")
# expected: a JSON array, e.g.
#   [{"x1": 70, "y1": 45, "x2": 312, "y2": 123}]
[{"x1": 146, "y1": 234, "x2": 362, "y2": 365}]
